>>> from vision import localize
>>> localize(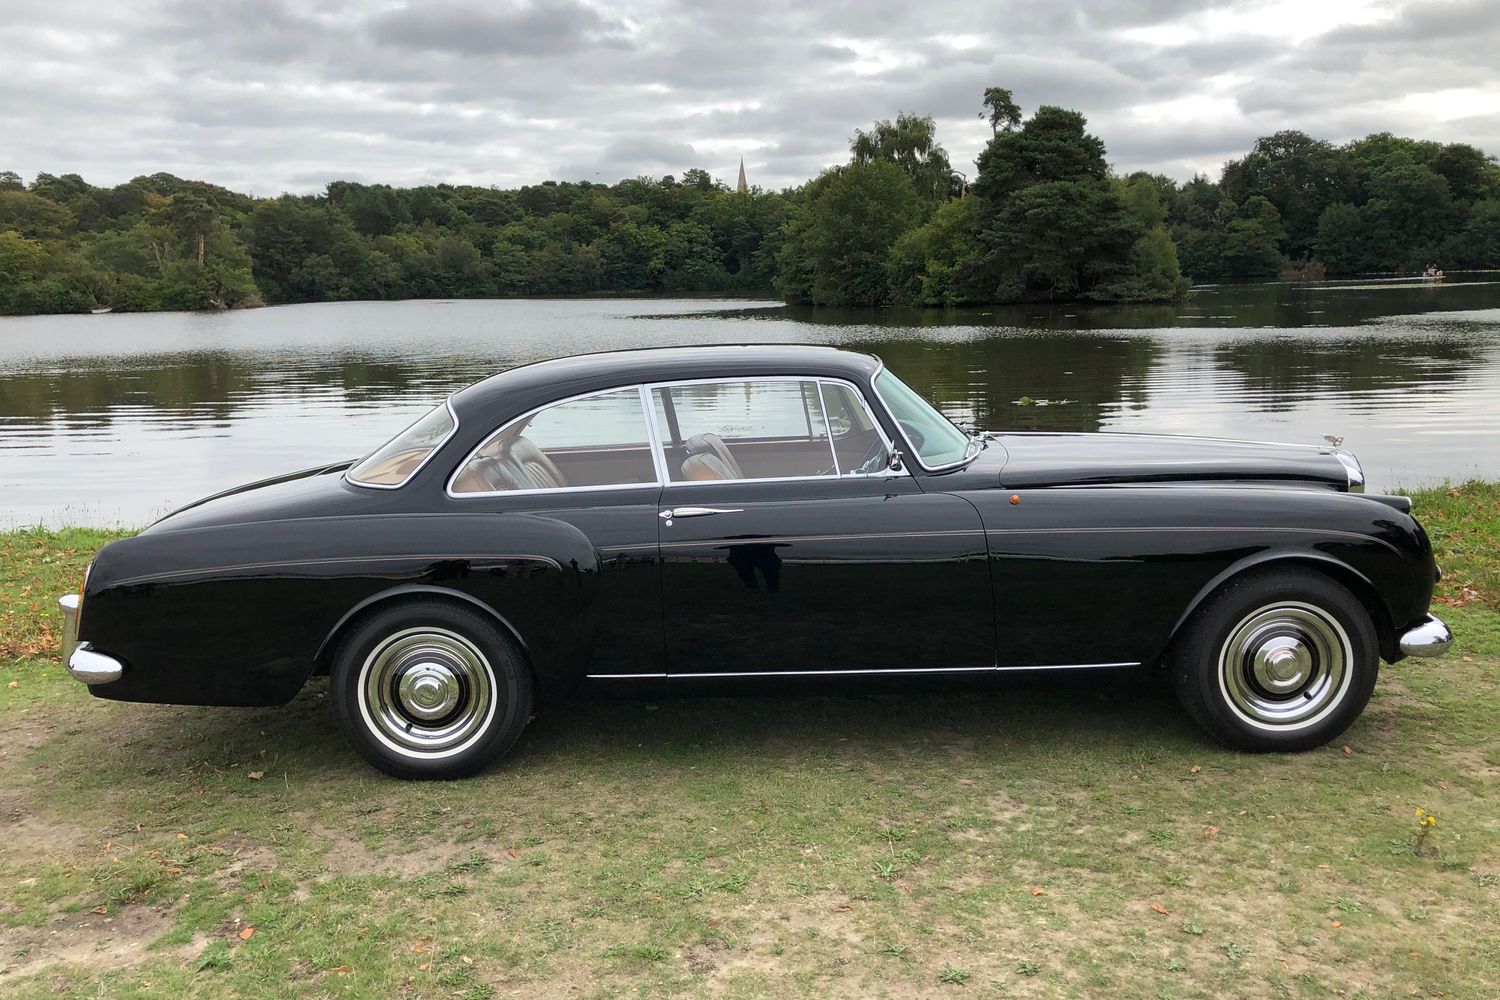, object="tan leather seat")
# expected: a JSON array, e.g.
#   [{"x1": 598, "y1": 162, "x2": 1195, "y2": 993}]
[
  {"x1": 507, "y1": 437, "x2": 568, "y2": 489},
  {"x1": 465, "y1": 435, "x2": 569, "y2": 491},
  {"x1": 681, "y1": 453, "x2": 738, "y2": 481},
  {"x1": 681, "y1": 433, "x2": 744, "y2": 481}
]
